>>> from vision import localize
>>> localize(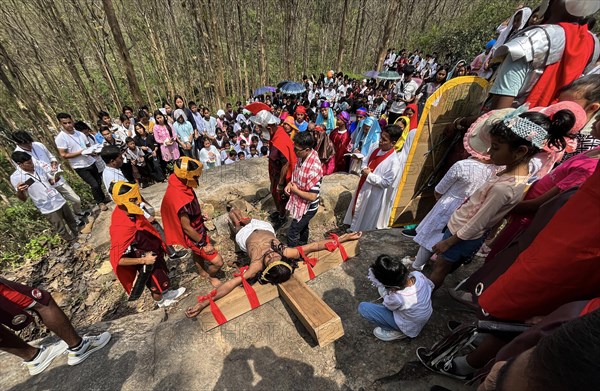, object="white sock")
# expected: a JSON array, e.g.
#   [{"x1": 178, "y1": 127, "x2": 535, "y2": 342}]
[
  {"x1": 413, "y1": 246, "x2": 433, "y2": 269},
  {"x1": 452, "y1": 355, "x2": 477, "y2": 375}
]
